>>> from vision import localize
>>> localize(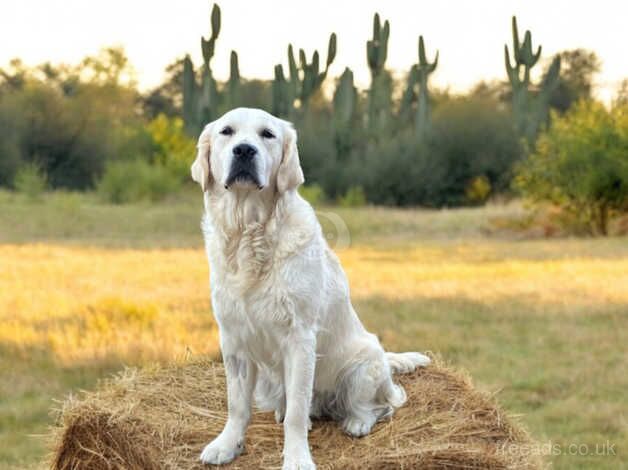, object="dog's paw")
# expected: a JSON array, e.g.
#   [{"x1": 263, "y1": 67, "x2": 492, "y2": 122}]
[
  {"x1": 199, "y1": 434, "x2": 243, "y2": 465},
  {"x1": 282, "y1": 456, "x2": 316, "y2": 470},
  {"x1": 342, "y1": 416, "x2": 374, "y2": 437}
]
